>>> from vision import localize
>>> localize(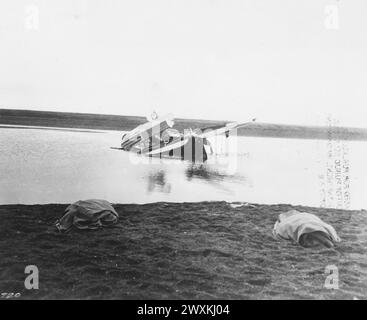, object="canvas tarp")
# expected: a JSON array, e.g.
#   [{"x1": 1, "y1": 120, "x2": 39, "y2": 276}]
[
  {"x1": 273, "y1": 210, "x2": 341, "y2": 247},
  {"x1": 55, "y1": 199, "x2": 119, "y2": 232}
]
